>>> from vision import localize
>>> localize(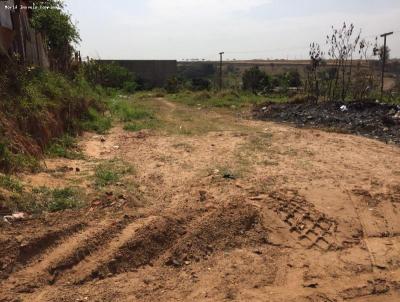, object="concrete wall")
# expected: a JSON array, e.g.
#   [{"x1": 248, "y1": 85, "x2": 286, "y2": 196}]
[{"x1": 100, "y1": 60, "x2": 177, "y2": 87}]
